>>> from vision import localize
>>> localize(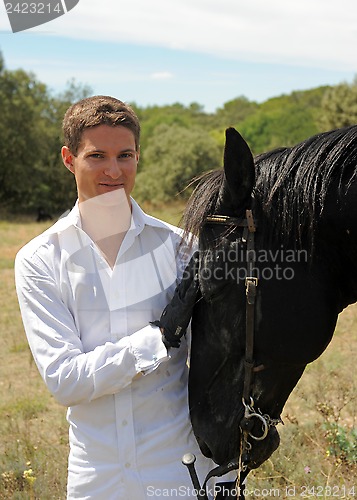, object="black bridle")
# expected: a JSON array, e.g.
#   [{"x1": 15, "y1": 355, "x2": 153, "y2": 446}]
[
  {"x1": 183, "y1": 209, "x2": 282, "y2": 500},
  {"x1": 206, "y1": 210, "x2": 258, "y2": 408}
]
